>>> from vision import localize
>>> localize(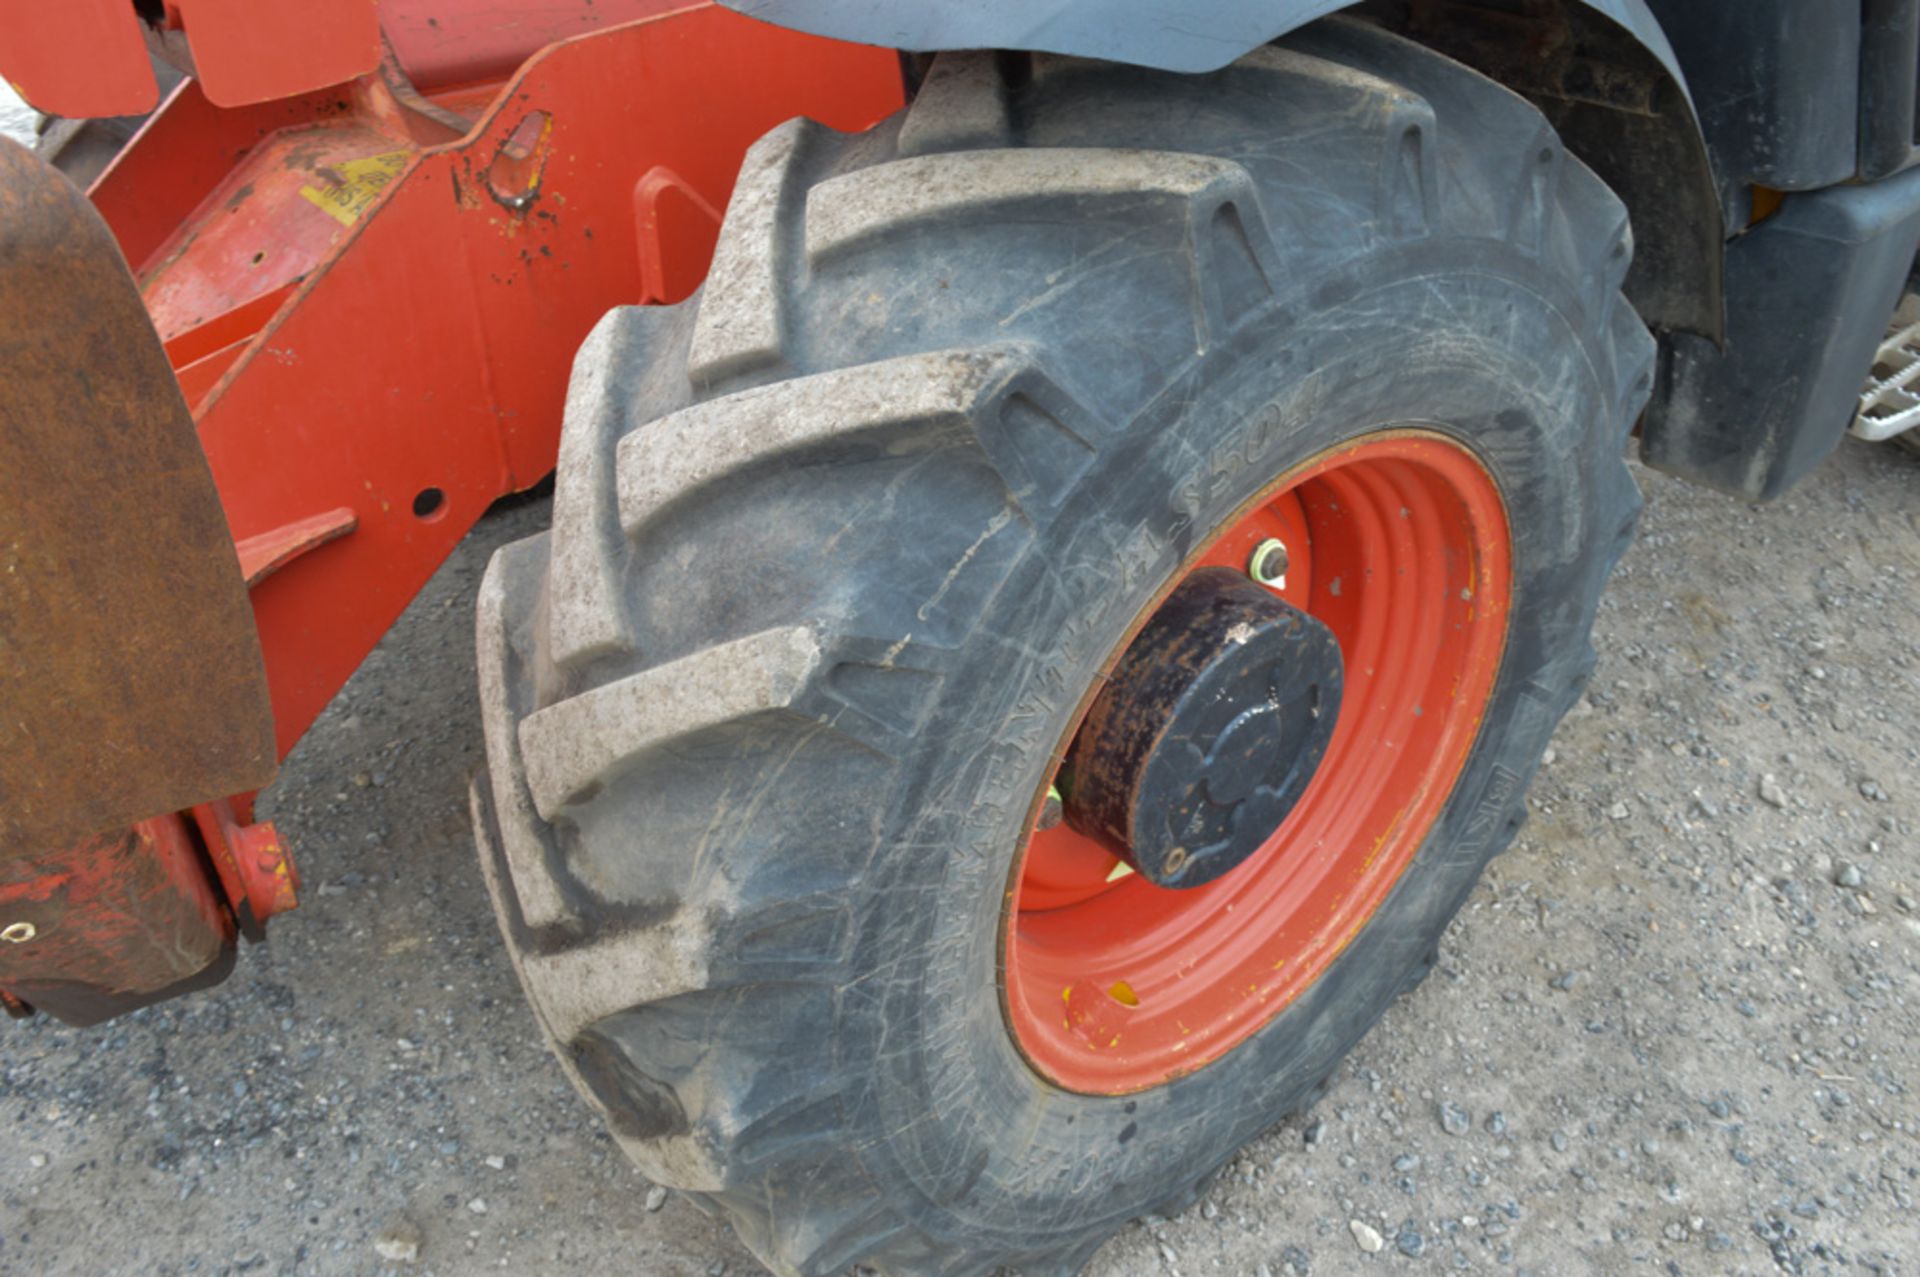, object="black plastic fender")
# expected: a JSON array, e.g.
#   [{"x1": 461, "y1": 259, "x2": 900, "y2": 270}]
[
  {"x1": 715, "y1": 2, "x2": 1910, "y2": 500},
  {"x1": 1644, "y1": 168, "x2": 1920, "y2": 498},
  {"x1": 725, "y1": 0, "x2": 1723, "y2": 346}
]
